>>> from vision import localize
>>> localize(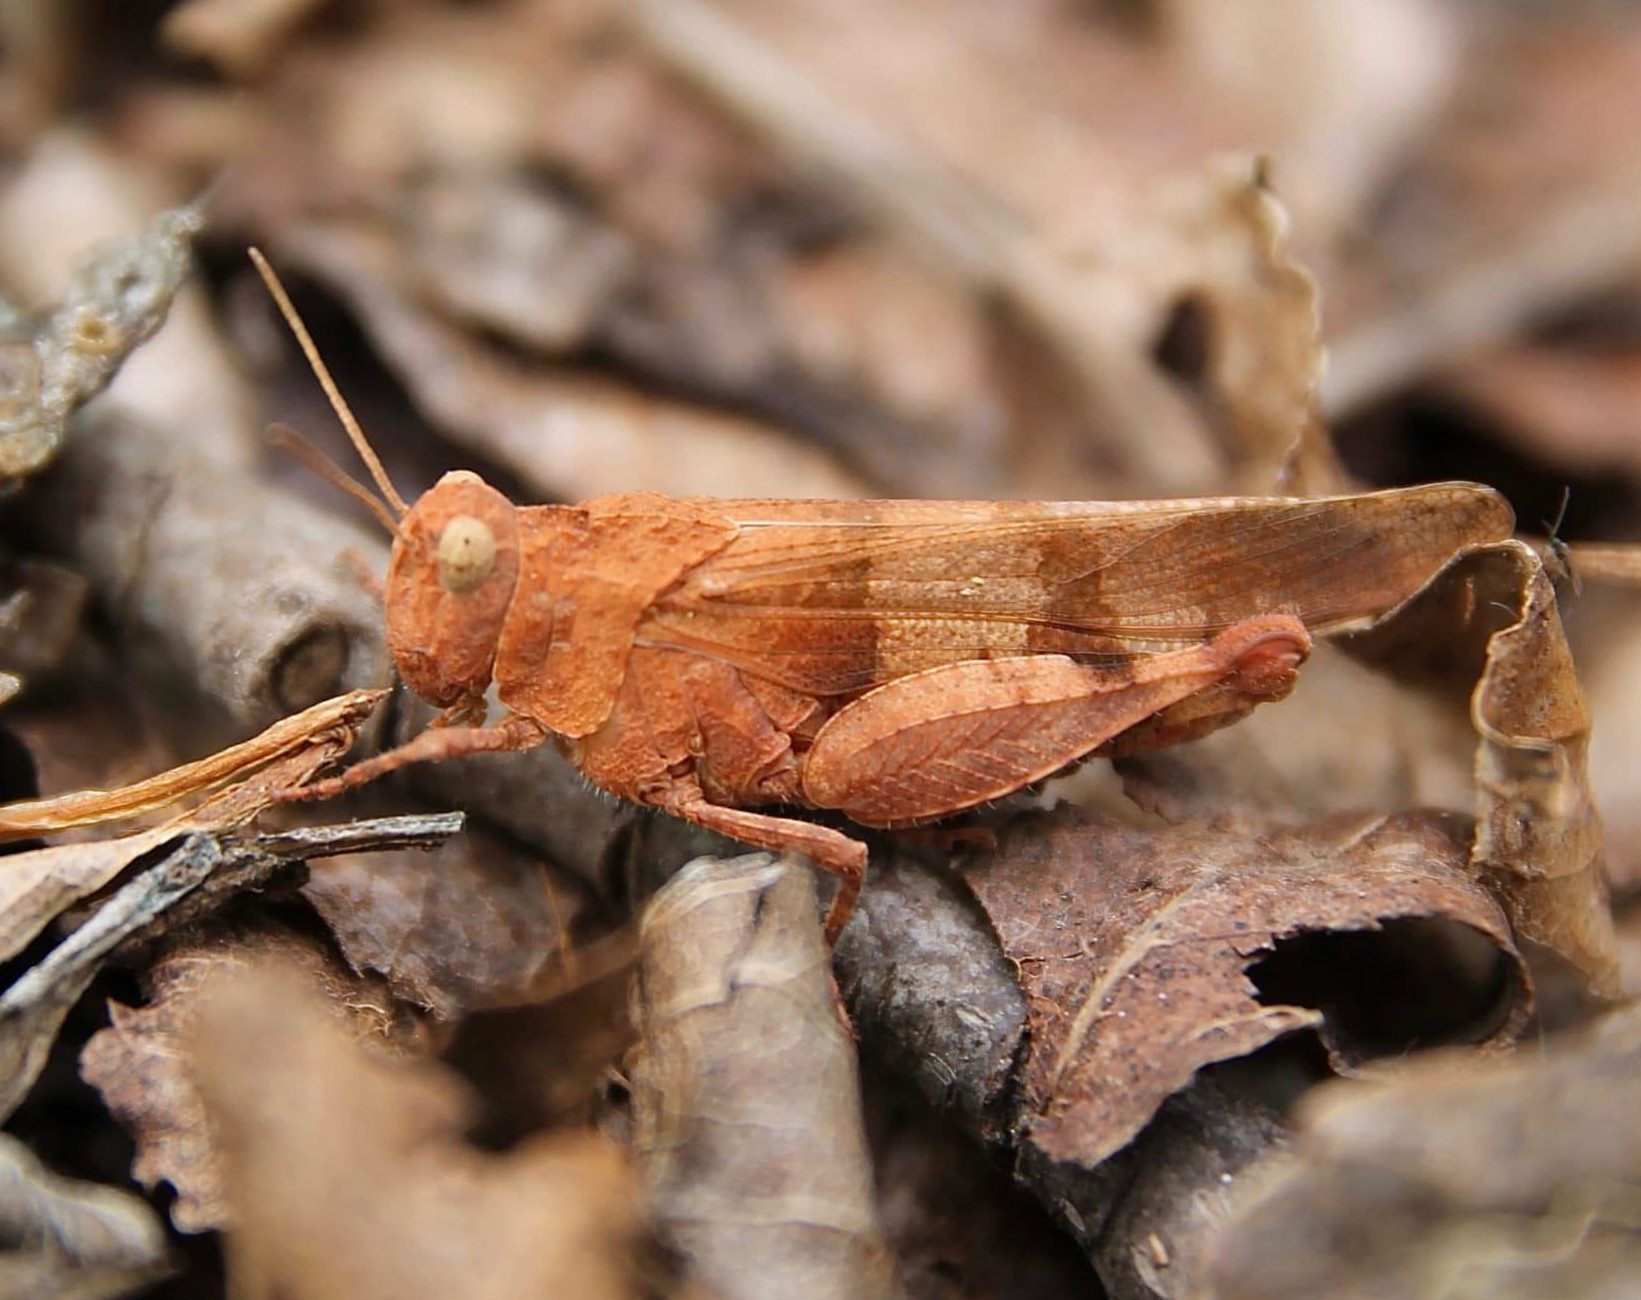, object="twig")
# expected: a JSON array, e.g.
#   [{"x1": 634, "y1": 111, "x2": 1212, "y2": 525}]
[
  {"x1": 0, "y1": 812, "x2": 463, "y2": 1120},
  {"x1": 1324, "y1": 178, "x2": 1641, "y2": 414}
]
